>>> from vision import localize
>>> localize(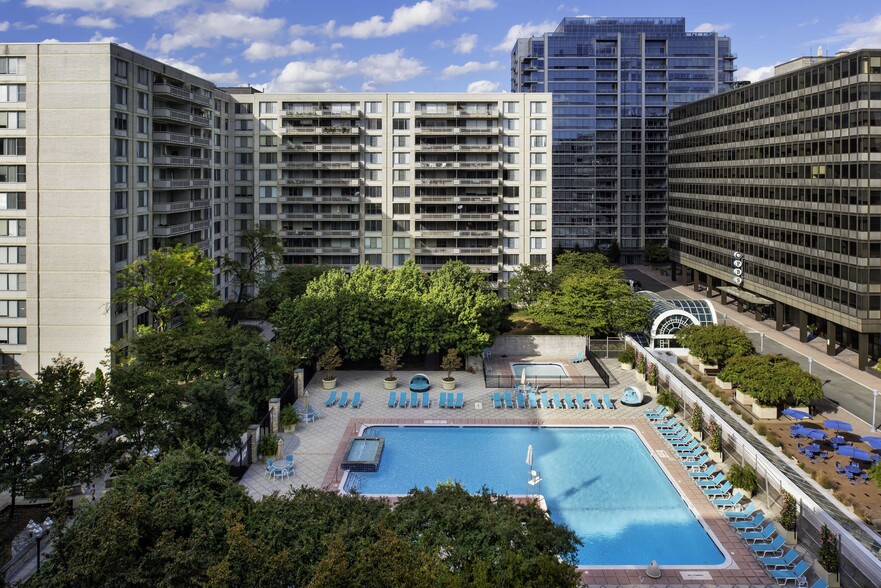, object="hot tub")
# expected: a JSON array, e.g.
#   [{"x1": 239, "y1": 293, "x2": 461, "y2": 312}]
[{"x1": 341, "y1": 437, "x2": 385, "y2": 472}]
